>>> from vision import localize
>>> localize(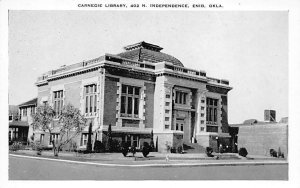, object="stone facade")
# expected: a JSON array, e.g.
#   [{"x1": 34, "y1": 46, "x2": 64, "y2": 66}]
[{"x1": 34, "y1": 41, "x2": 232, "y2": 152}]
